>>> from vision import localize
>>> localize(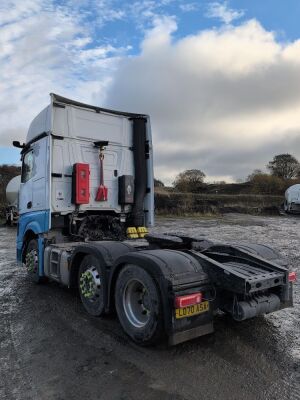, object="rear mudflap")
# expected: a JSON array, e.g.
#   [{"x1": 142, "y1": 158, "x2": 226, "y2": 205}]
[{"x1": 168, "y1": 284, "x2": 215, "y2": 345}]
